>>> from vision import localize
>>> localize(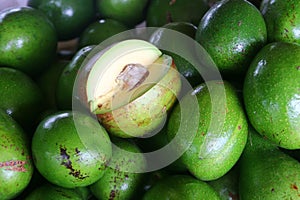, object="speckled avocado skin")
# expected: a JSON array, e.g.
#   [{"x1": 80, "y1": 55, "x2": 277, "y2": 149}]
[
  {"x1": 0, "y1": 7, "x2": 57, "y2": 76},
  {"x1": 0, "y1": 109, "x2": 33, "y2": 200},
  {"x1": 142, "y1": 174, "x2": 221, "y2": 200},
  {"x1": 243, "y1": 42, "x2": 300, "y2": 149},
  {"x1": 31, "y1": 111, "x2": 112, "y2": 188},
  {"x1": 239, "y1": 127, "x2": 300, "y2": 199},
  {"x1": 261, "y1": 0, "x2": 300, "y2": 44},
  {"x1": 196, "y1": 0, "x2": 267, "y2": 77},
  {"x1": 167, "y1": 80, "x2": 248, "y2": 181}
]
